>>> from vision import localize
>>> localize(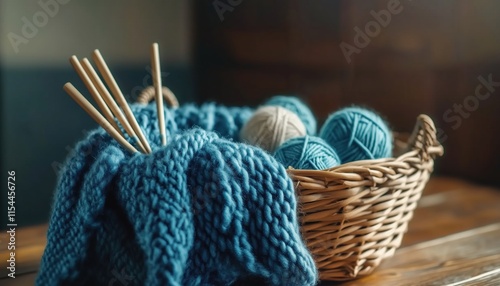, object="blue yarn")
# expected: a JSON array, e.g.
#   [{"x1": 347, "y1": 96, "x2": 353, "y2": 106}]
[
  {"x1": 173, "y1": 102, "x2": 253, "y2": 141},
  {"x1": 274, "y1": 136, "x2": 341, "y2": 170},
  {"x1": 265, "y1": 96, "x2": 317, "y2": 135},
  {"x1": 37, "y1": 103, "x2": 318, "y2": 285},
  {"x1": 130, "y1": 102, "x2": 253, "y2": 143},
  {"x1": 130, "y1": 103, "x2": 178, "y2": 148},
  {"x1": 319, "y1": 106, "x2": 393, "y2": 163},
  {"x1": 187, "y1": 138, "x2": 317, "y2": 285}
]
